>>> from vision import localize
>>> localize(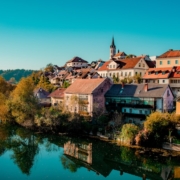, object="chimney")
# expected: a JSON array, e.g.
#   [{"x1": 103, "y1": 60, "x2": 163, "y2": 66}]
[
  {"x1": 122, "y1": 83, "x2": 124, "y2": 89},
  {"x1": 144, "y1": 83, "x2": 148, "y2": 92}
]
